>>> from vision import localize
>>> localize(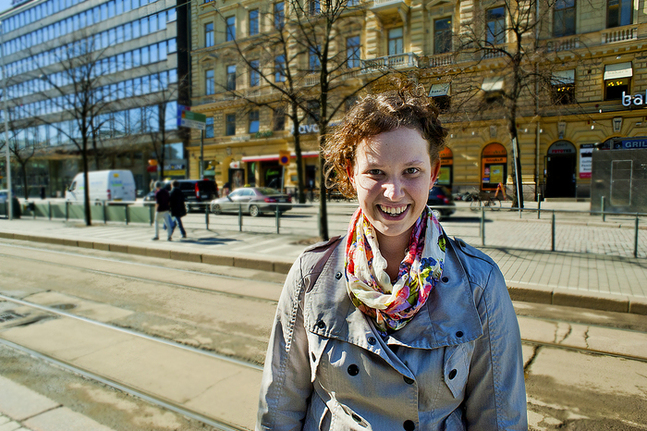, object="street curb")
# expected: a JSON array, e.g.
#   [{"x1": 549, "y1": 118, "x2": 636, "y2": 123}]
[{"x1": 1, "y1": 231, "x2": 645, "y2": 315}]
